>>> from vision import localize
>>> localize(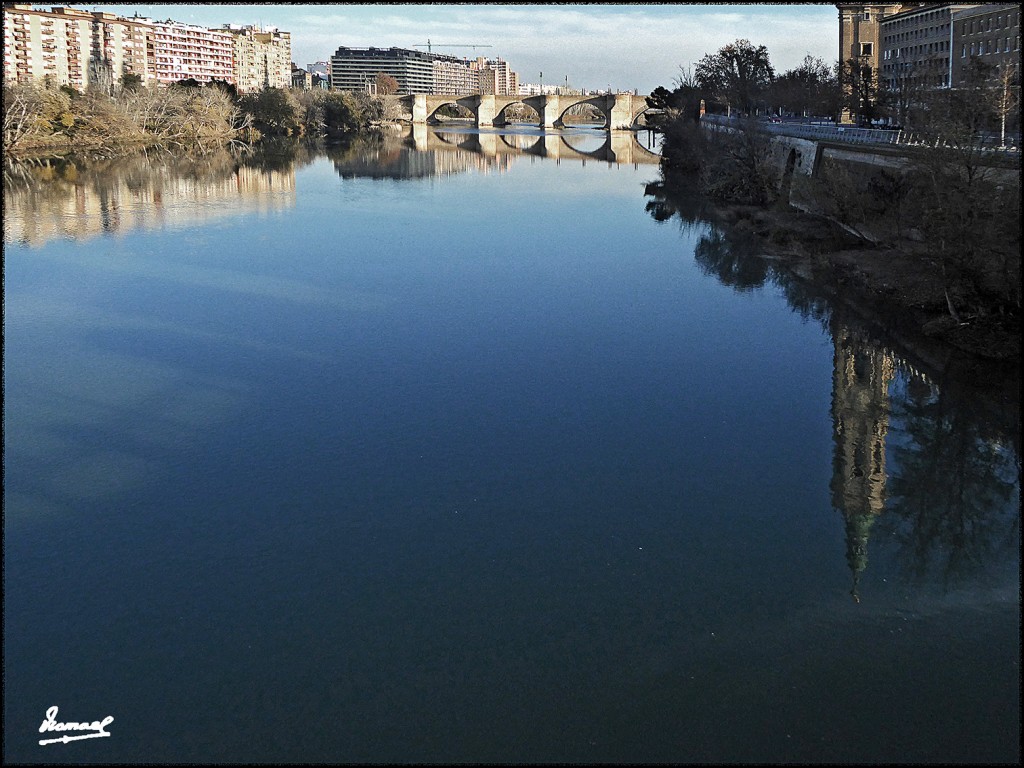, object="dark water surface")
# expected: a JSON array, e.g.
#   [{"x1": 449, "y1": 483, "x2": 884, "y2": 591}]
[{"x1": 3, "y1": 128, "x2": 1019, "y2": 763}]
